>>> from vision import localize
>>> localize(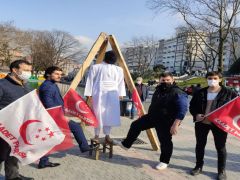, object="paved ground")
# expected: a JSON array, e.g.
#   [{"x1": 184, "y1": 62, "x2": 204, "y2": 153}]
[{"x1": 1, "y1": 103, "x2": 240, "y2": 180}]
